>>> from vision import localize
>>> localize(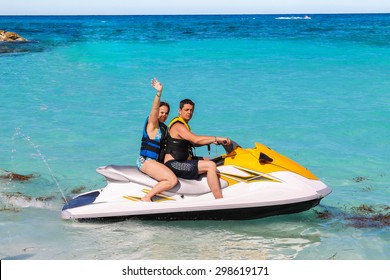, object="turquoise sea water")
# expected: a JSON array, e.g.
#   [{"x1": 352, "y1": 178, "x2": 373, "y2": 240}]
[{"x1": 0, "y1": 14, "x2": 389, "y2": 260}]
